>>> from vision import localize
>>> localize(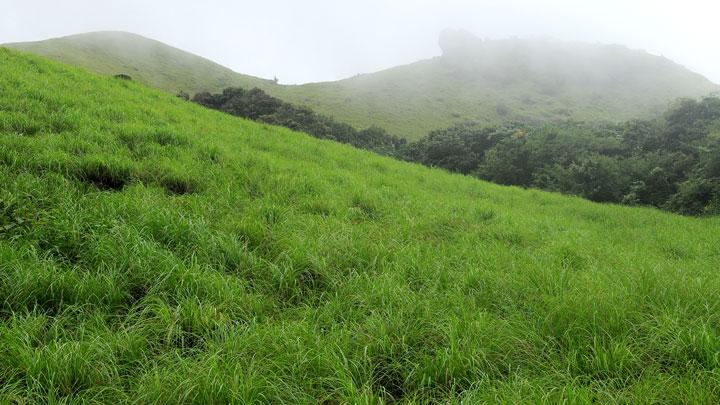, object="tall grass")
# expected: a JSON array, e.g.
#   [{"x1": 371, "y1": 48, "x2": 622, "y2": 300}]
[{"x1": 1, "y1": 48, "x2": 719, "y2": 403}]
